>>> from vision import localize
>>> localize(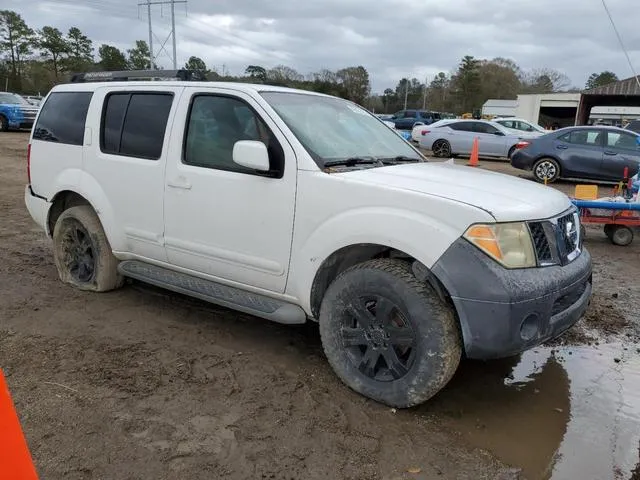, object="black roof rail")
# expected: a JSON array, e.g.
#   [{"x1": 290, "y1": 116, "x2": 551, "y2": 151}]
[{"x1": 69, "y1": 69, "x2": 207, "y2": 83}]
